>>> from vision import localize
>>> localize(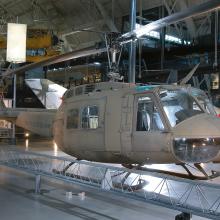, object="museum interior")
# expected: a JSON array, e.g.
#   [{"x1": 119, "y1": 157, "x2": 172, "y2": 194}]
[{"x1": 0, "y1": 1, "x2": 220, "y2": 220}]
